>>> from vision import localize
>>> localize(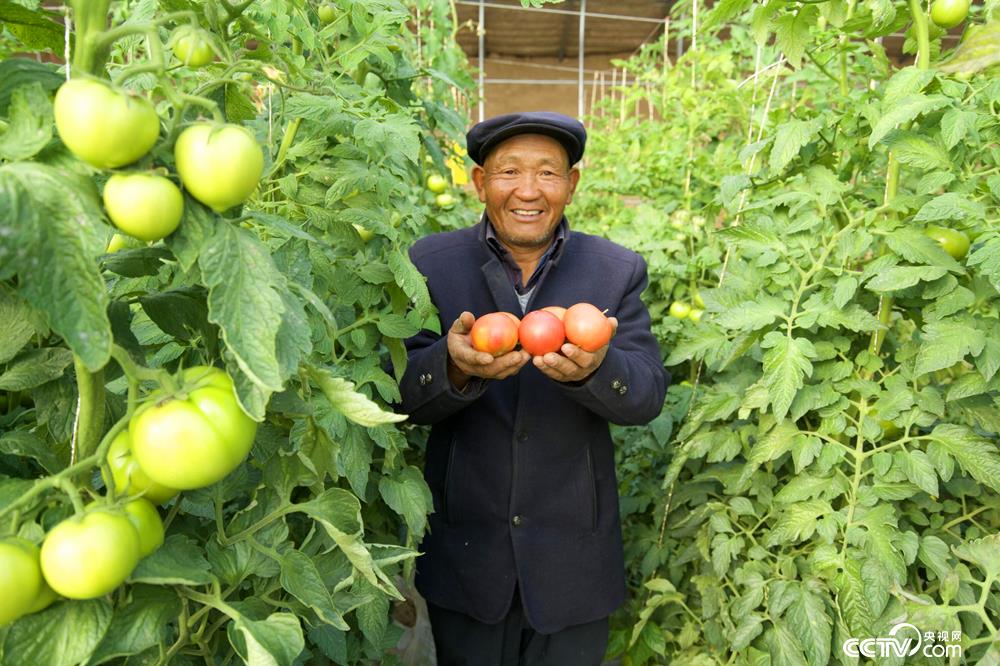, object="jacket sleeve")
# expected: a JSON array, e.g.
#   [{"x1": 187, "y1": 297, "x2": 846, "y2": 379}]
[
  {"x1": 555, "y1": 252, "x2": 669, "y2": 425},
  {"x1": 397, "y1": 245, "x2": 490, "y2": 425},
  {"x1": 398, "y1": 331, "x2": 490, "y2": 425}
]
